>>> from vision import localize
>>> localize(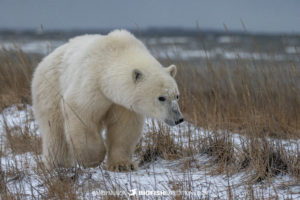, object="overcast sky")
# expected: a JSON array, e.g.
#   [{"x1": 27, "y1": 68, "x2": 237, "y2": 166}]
[{"x1": 0, "y1": 0, "x2": 300, "y2": 34}]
